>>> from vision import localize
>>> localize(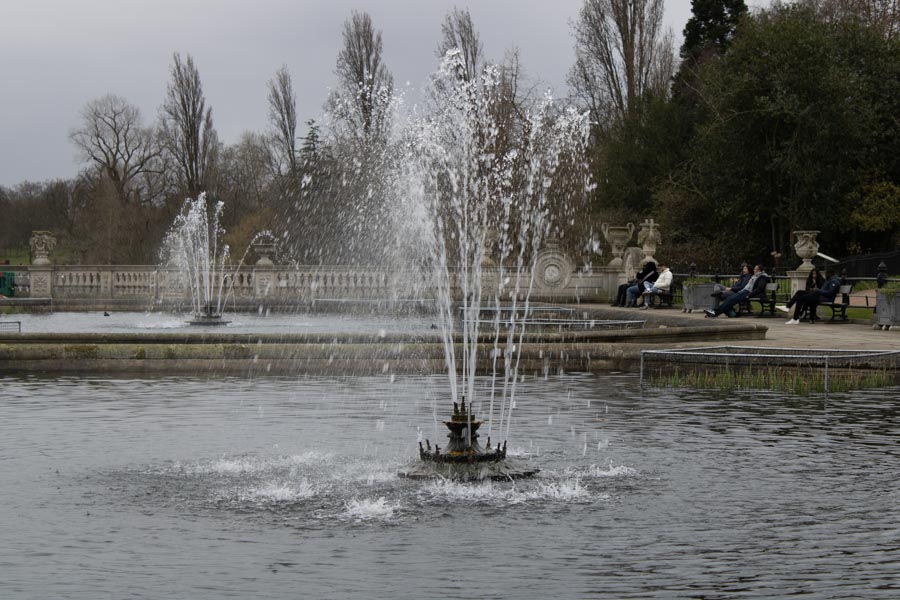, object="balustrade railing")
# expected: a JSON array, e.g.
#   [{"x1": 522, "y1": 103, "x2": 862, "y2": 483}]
[{"x1": 1, "y1": 263, "x2": 615, "y2": 306}]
